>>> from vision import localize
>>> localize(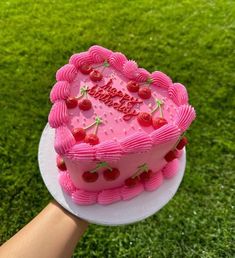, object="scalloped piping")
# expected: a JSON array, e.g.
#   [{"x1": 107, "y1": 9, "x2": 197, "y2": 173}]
[
  {"x1": 168, "y1": 83, "x2": 188, "y2": 106},
  {"x1": 88, "y1": 45, "x2": 113, "y2": 64},
  {"x1": 50, "y1": 81, "x2": 71, "y2": 103},
  {"x1": 48, "y1": 101, "x2": 69, "y2": 128},
  {"x1": 58, "y1": 158, "x2": 180, "y2": 205}
]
